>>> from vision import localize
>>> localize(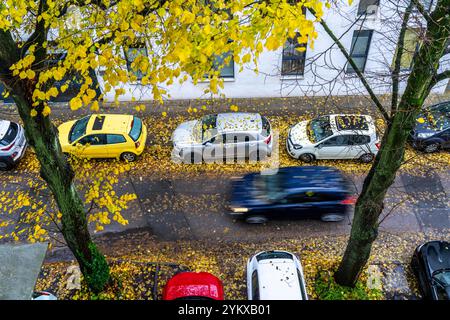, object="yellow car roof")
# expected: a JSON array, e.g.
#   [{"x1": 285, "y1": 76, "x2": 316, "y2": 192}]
[{"x1": 85, "y1": 114, "x2": 134, "y2": 135}]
